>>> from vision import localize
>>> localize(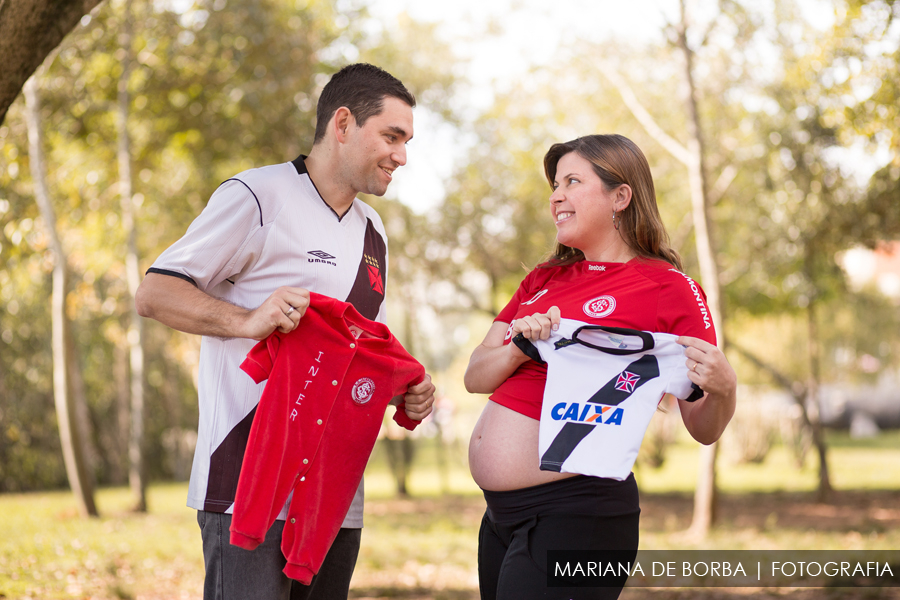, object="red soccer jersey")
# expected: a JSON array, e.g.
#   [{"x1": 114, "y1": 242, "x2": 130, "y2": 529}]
[
  {"x1": 491, "y1": 258, "x2": 716, "y2": 420},
  {"x1": 230, "y1": 293, "x2": 425, "y2": 584}
]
